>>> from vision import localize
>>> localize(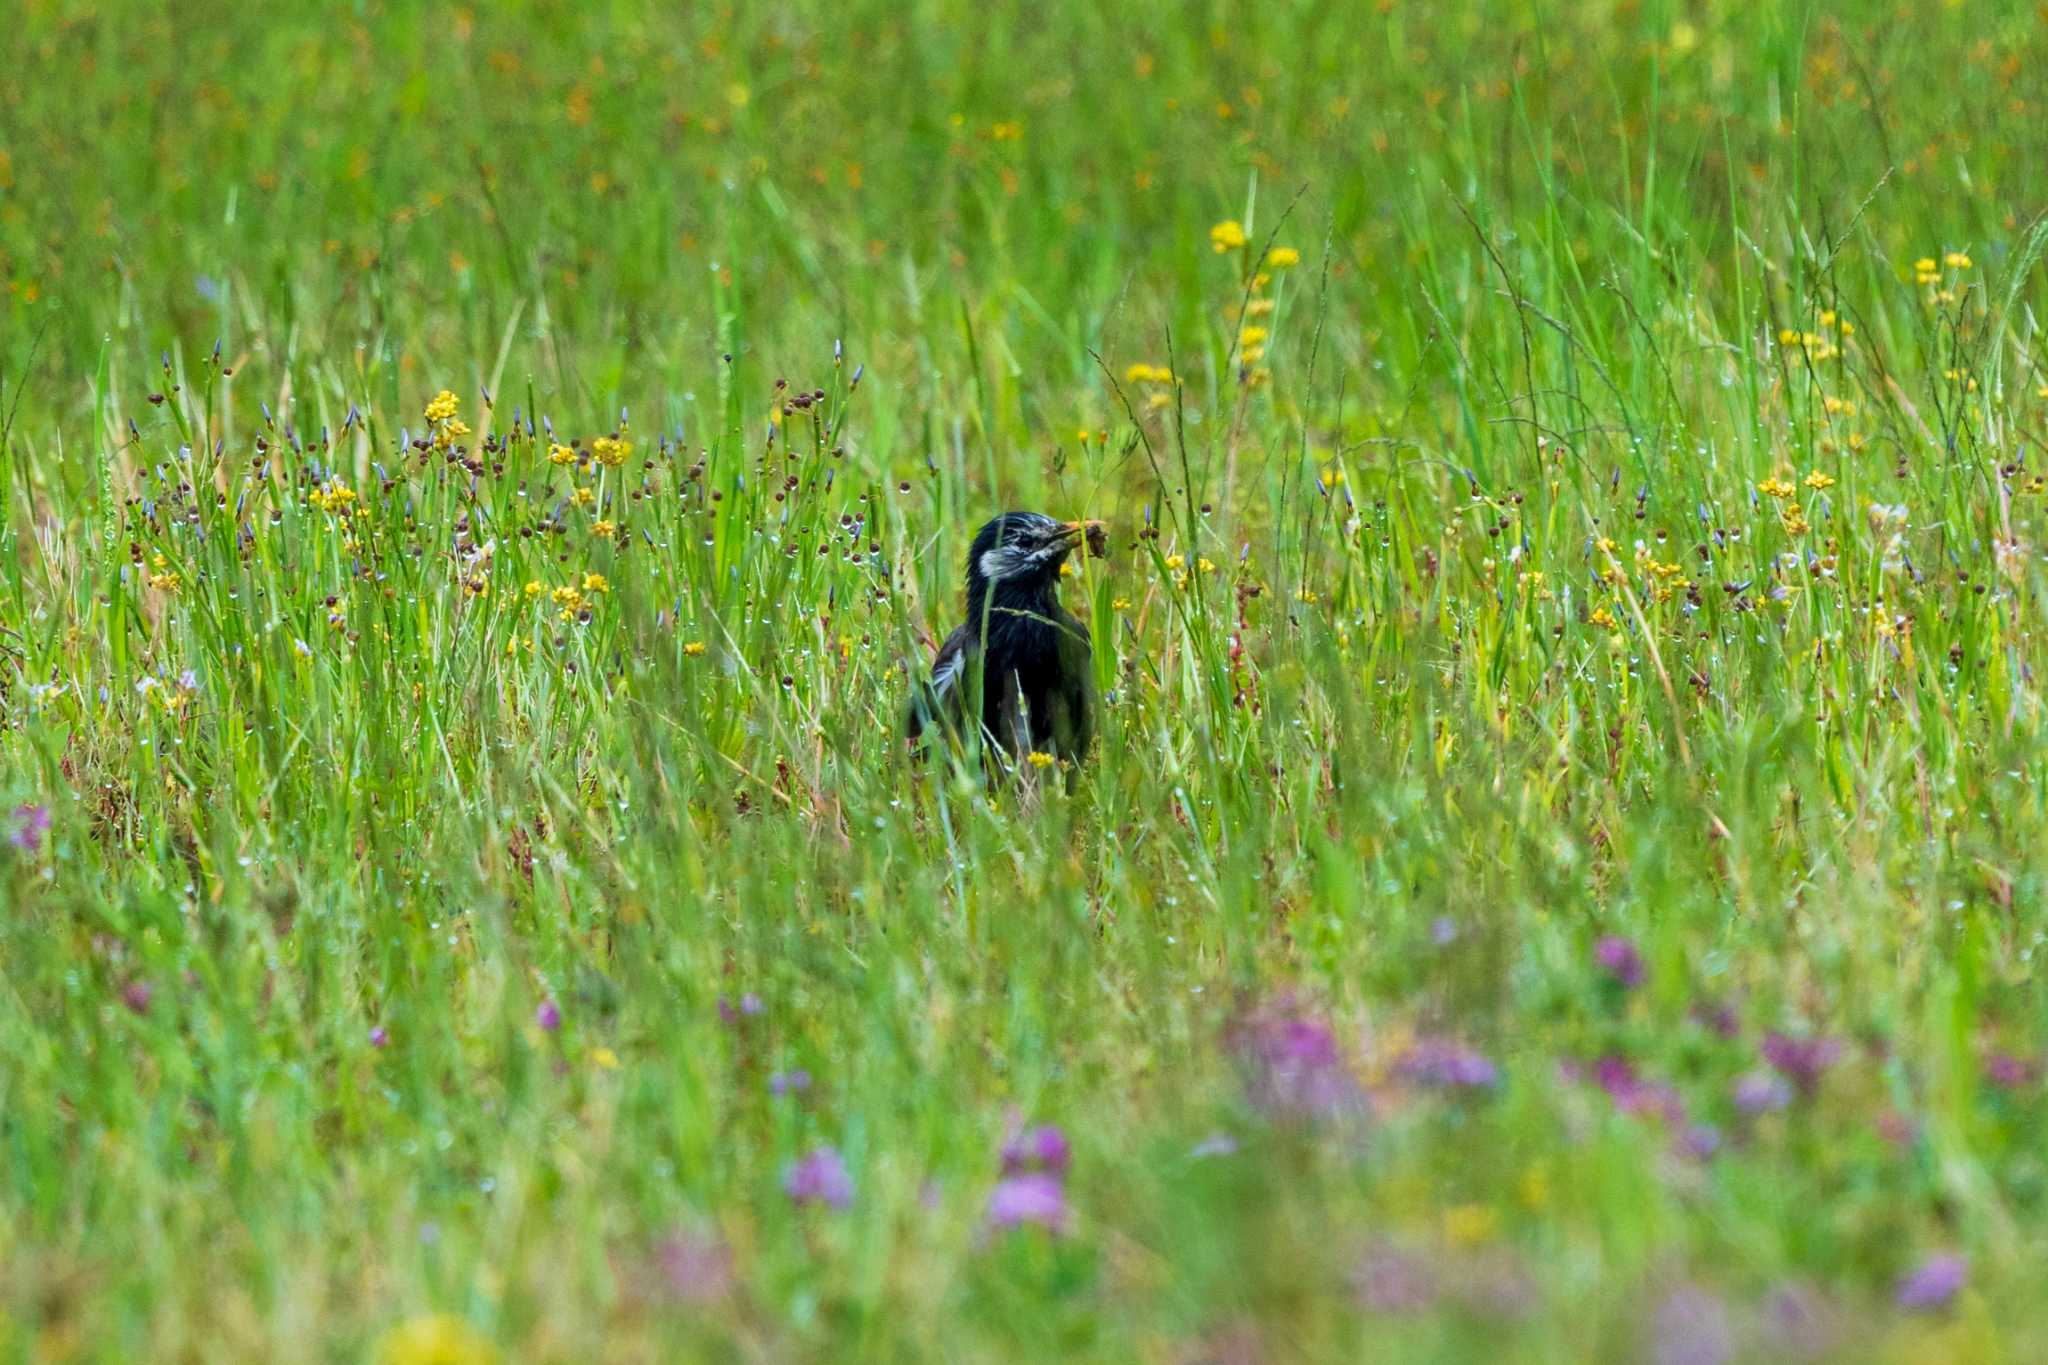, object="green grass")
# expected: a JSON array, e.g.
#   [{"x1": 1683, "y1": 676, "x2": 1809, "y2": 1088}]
[{"x1": 6, "y1": 0, "x2": 2048, "y2": 1359}]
